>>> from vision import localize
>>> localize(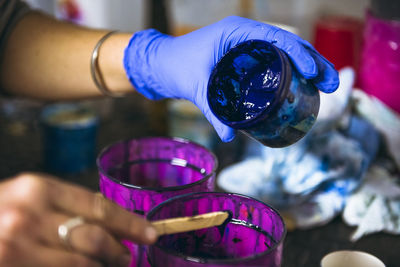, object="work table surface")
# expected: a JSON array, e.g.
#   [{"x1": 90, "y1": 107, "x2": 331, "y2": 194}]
[{"x1": 0, "y1": 95, "x2": 398, "y2": 267}]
